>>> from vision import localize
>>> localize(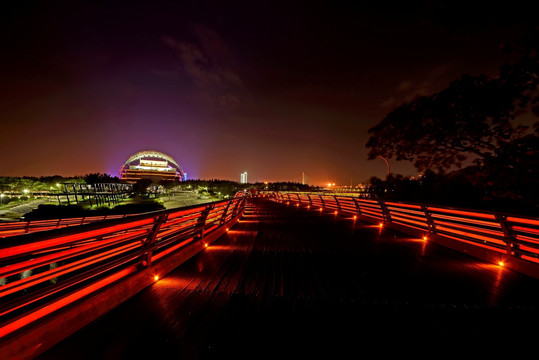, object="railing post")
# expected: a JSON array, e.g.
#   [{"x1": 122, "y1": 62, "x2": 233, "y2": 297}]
[
  {"x1": 142, "y1": 213, "x2": 168, "y2": 268},
  {"x1": 352, "y1": 198, "x2": 362, "y2": 216},
  {"x1": 496, "y1": 214, "x2": 519, "y2": 258},
  {"x1": 219, "y1": 200, "x2": 232, "y2": 225},
  {"x1": 334, "y1": 196, "x2": 342, "y2": 212},
  {"x1": 422, "y1": 205, "x2": 436, "y2": 235},
  {"x1": 194, "y1": 204, "x2": 215, "y2": 240},
  {"x1": 307, "y1": 194, "x2": 313, "y2": 207},
  {"x1": 231, "y1": 197, "x2": 245, "y2": 218},
  {"x1": 378, "y1": 199, "x2": 391, "y2": 223},
  {"x1": 296, "y1": 193, "x2": 301, "y2": 205}
]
